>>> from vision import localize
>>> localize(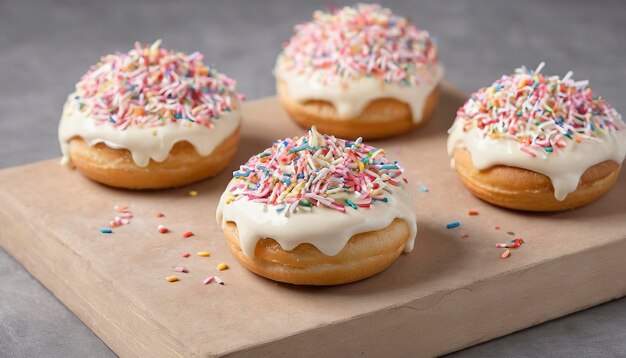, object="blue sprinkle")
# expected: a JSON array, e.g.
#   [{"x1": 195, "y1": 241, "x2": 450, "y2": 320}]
[
  {"x1": 380, "y1": 164, "x2": 399, "y2": 170},
  {"x1": 372, "y1": 197, "x2": 388, "y2": 202},
  {"x1": 289, "y1": 144, "x2": 310, "y2": 153},
  {"x1": 276, "y1": 205, "x2": 286, "y2": 213},
  {"x1": 297, "y1": 173, "x2": 305, "y2": 179},
  {"x1": 100, "y1": 228, "x2": 113, "y2": 234},
  {"x1": 446, "y1": 221, "x2": 461, "y2": 229},
  {"x1": 233, "y1": 169, "x2": 251, "y2": 178}
]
